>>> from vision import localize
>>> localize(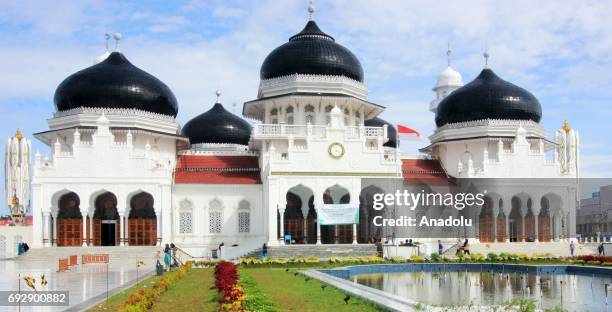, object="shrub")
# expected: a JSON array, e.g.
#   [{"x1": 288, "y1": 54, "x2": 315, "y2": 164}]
[
  {"x1": 410, "y1": 255, "x2": 425, "y2": 262},
  {"x1": 430, "y1": 253, "x2": 441, "y2": 262},
  {"x1": 486, "y1": 253, "x2": 498, "y2": 262}
]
